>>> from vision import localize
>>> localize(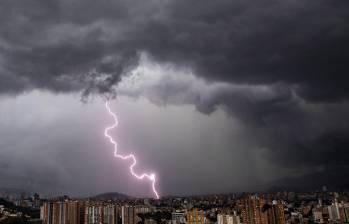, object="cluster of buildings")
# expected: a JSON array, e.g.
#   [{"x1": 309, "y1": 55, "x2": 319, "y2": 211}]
[
  {"x1": 40, "y1": 202, "x2": 153, "y2": 224},
  {"x1": 38, "y1": 189, "x2": 349, "y2": 224},
  {"x1": 239, "y1": 196, "x2": 285, "y2": 224},
  {"x1": 0, "y1": 192, "x2": 41, "y2": 221},
  {"x1": 39, "y1": 196, "x2": 286, "y2": 224},
  {"x1": 0, "y1": 191, "x2": 41, "y2": 209},
  {"x1": 2, "y1": 187, "x2": 349, "y2": 224},
  {"x1": 303, "y1": 200, "x2": 349, "y2": 223},
  {"x1": 0, "y1": 205, "x2": 31, "y2": 221}
]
